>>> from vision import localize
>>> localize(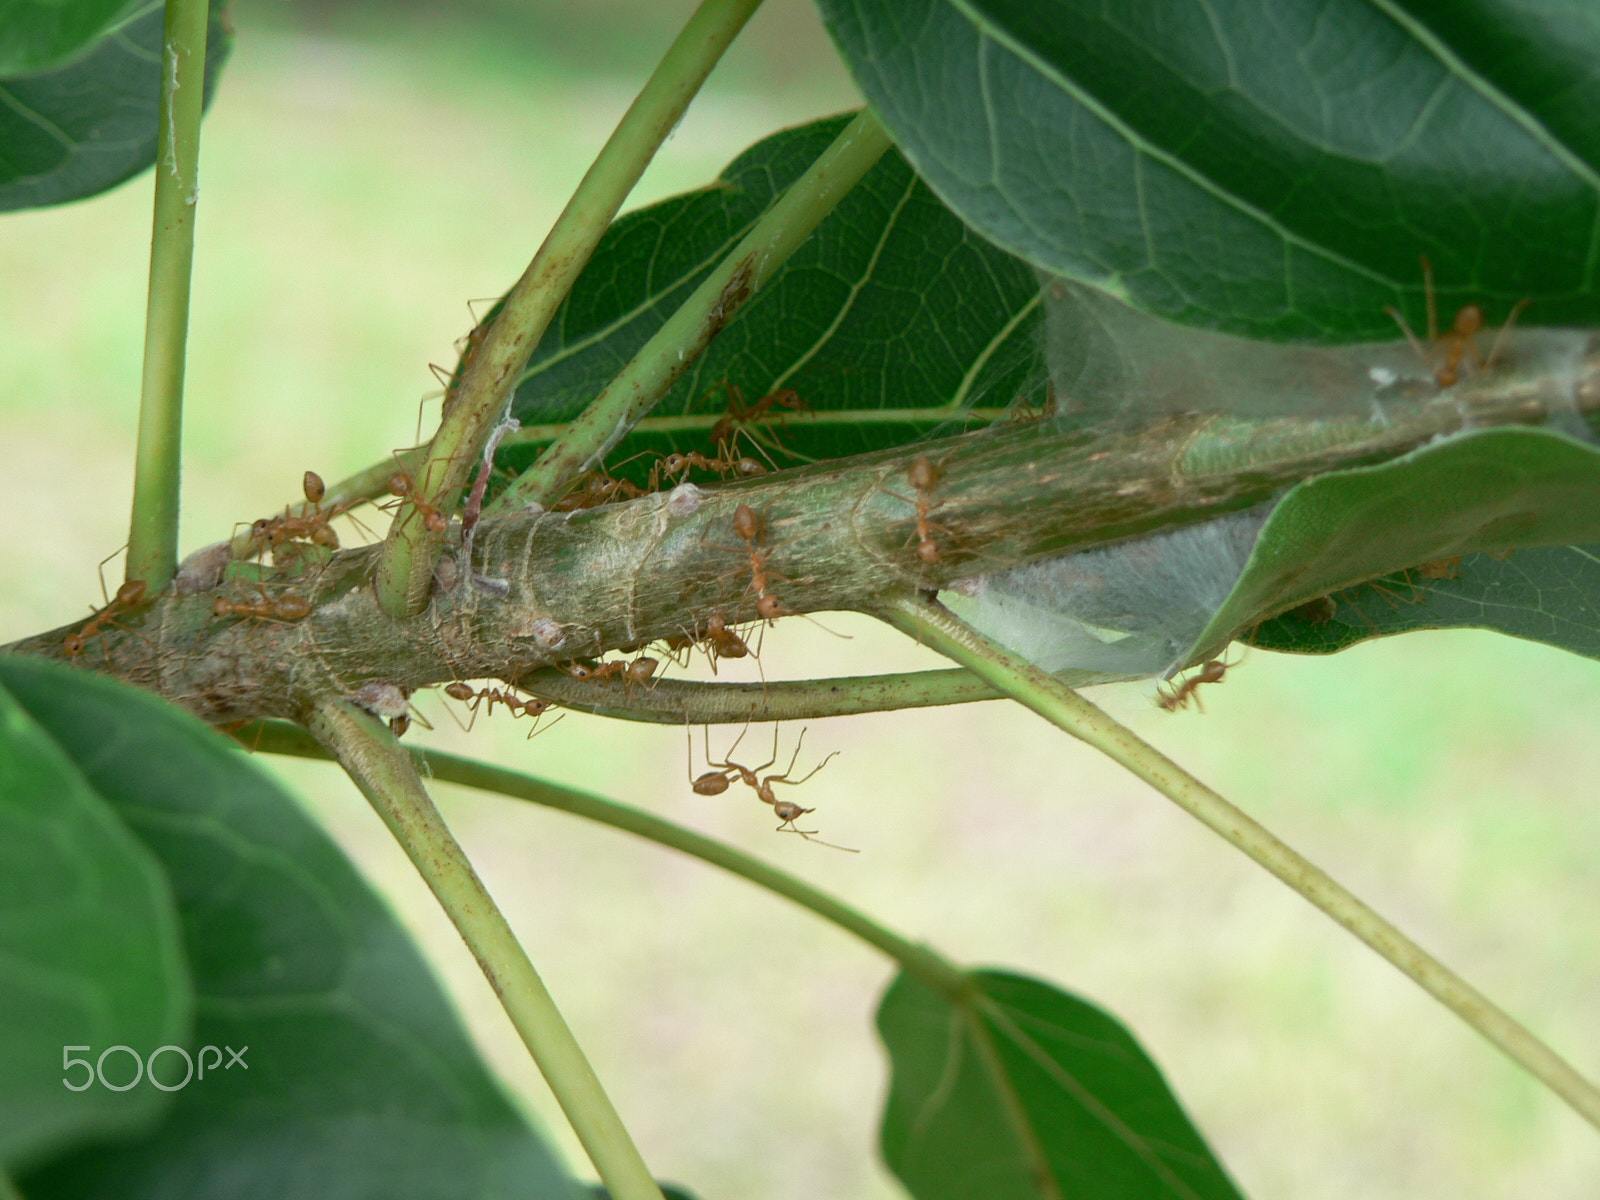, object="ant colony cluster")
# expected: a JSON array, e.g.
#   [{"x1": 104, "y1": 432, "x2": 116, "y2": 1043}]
[{"x1": 945, "y1": 264, "x2": 1594, "y2": 710}]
